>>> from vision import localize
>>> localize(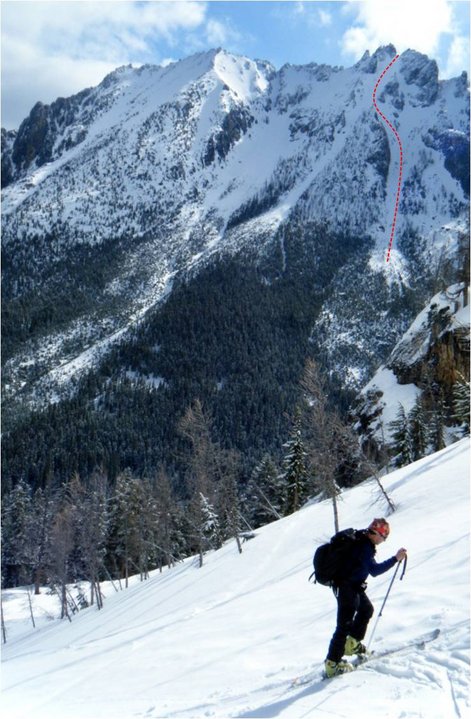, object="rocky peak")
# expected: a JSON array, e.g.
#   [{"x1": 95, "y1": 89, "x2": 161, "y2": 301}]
[
  {"x1": 1, "y1": 84, "x2": 100, "y2": 187},
  {"x1": 399, "y1": 49, "x2": 439, "y2": 106},
  {"x1": 355, "y1": 44, "x2": 397, "y2": 74}
]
